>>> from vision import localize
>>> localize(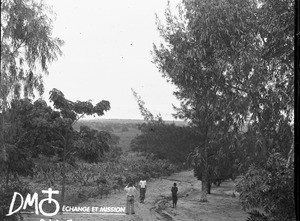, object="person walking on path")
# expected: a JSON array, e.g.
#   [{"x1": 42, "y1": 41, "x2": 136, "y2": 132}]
[
  {"x1": 171, "y1": 183, "x2": 178, "y2": 208},
  {"x1": 124, "y1": 182, "x2": 137, "y2": 215},
  {"x1": 139, "y1": 178, "x2": 147, "y2": 203}
]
